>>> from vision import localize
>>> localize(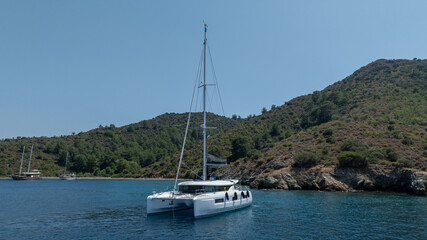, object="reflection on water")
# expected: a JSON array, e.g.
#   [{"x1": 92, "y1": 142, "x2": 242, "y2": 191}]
[
  {"x1": 1, "y1": 179, "x2": 426, "y2": 240},
  {"x1": 143, "y1": 206, "x2": 254, "y2": 239}
]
